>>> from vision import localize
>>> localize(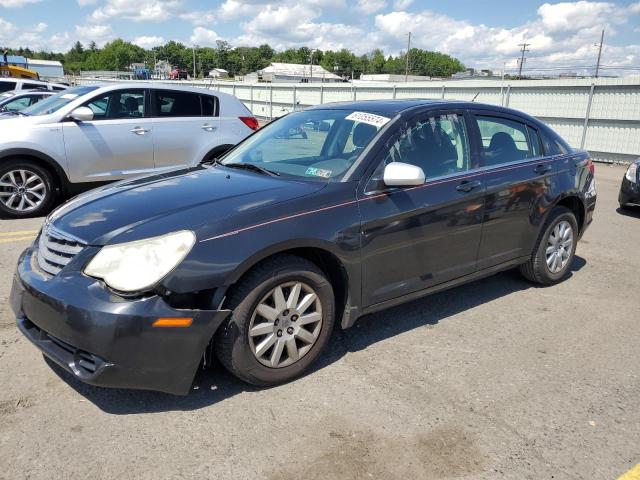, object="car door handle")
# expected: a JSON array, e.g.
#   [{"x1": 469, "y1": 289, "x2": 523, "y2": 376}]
[
  {"x1": 534, "y1": 163, "x2": 552, "y2": 174},
  {"x1": 201, "y1": 123, "x2": 217, "y2": 132},
  {"x1": 130, "y1": 127, "x2": 150, "y2": 135},
  {"x1": 456, "y1": 180, "x2": 482, "y2": 193}
]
